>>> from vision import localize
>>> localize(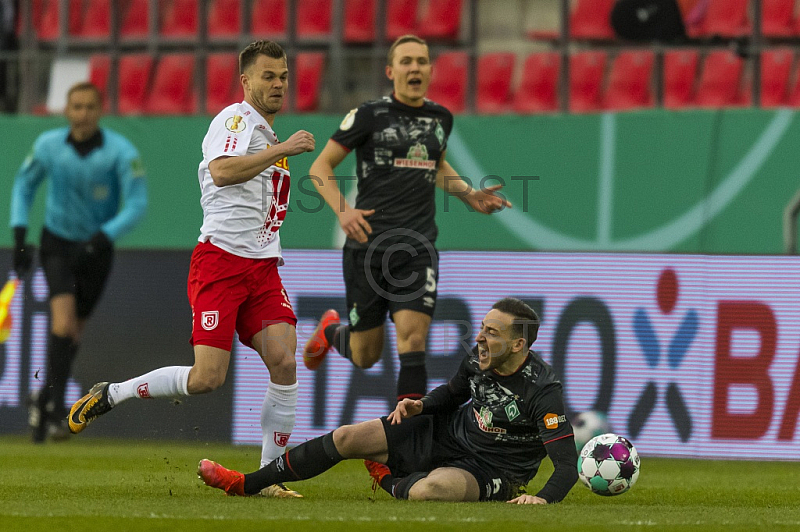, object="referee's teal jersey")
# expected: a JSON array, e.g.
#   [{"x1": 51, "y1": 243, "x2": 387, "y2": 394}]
[{"x1": 10, "y1": 127, "x2": 148, "y2": 242}]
